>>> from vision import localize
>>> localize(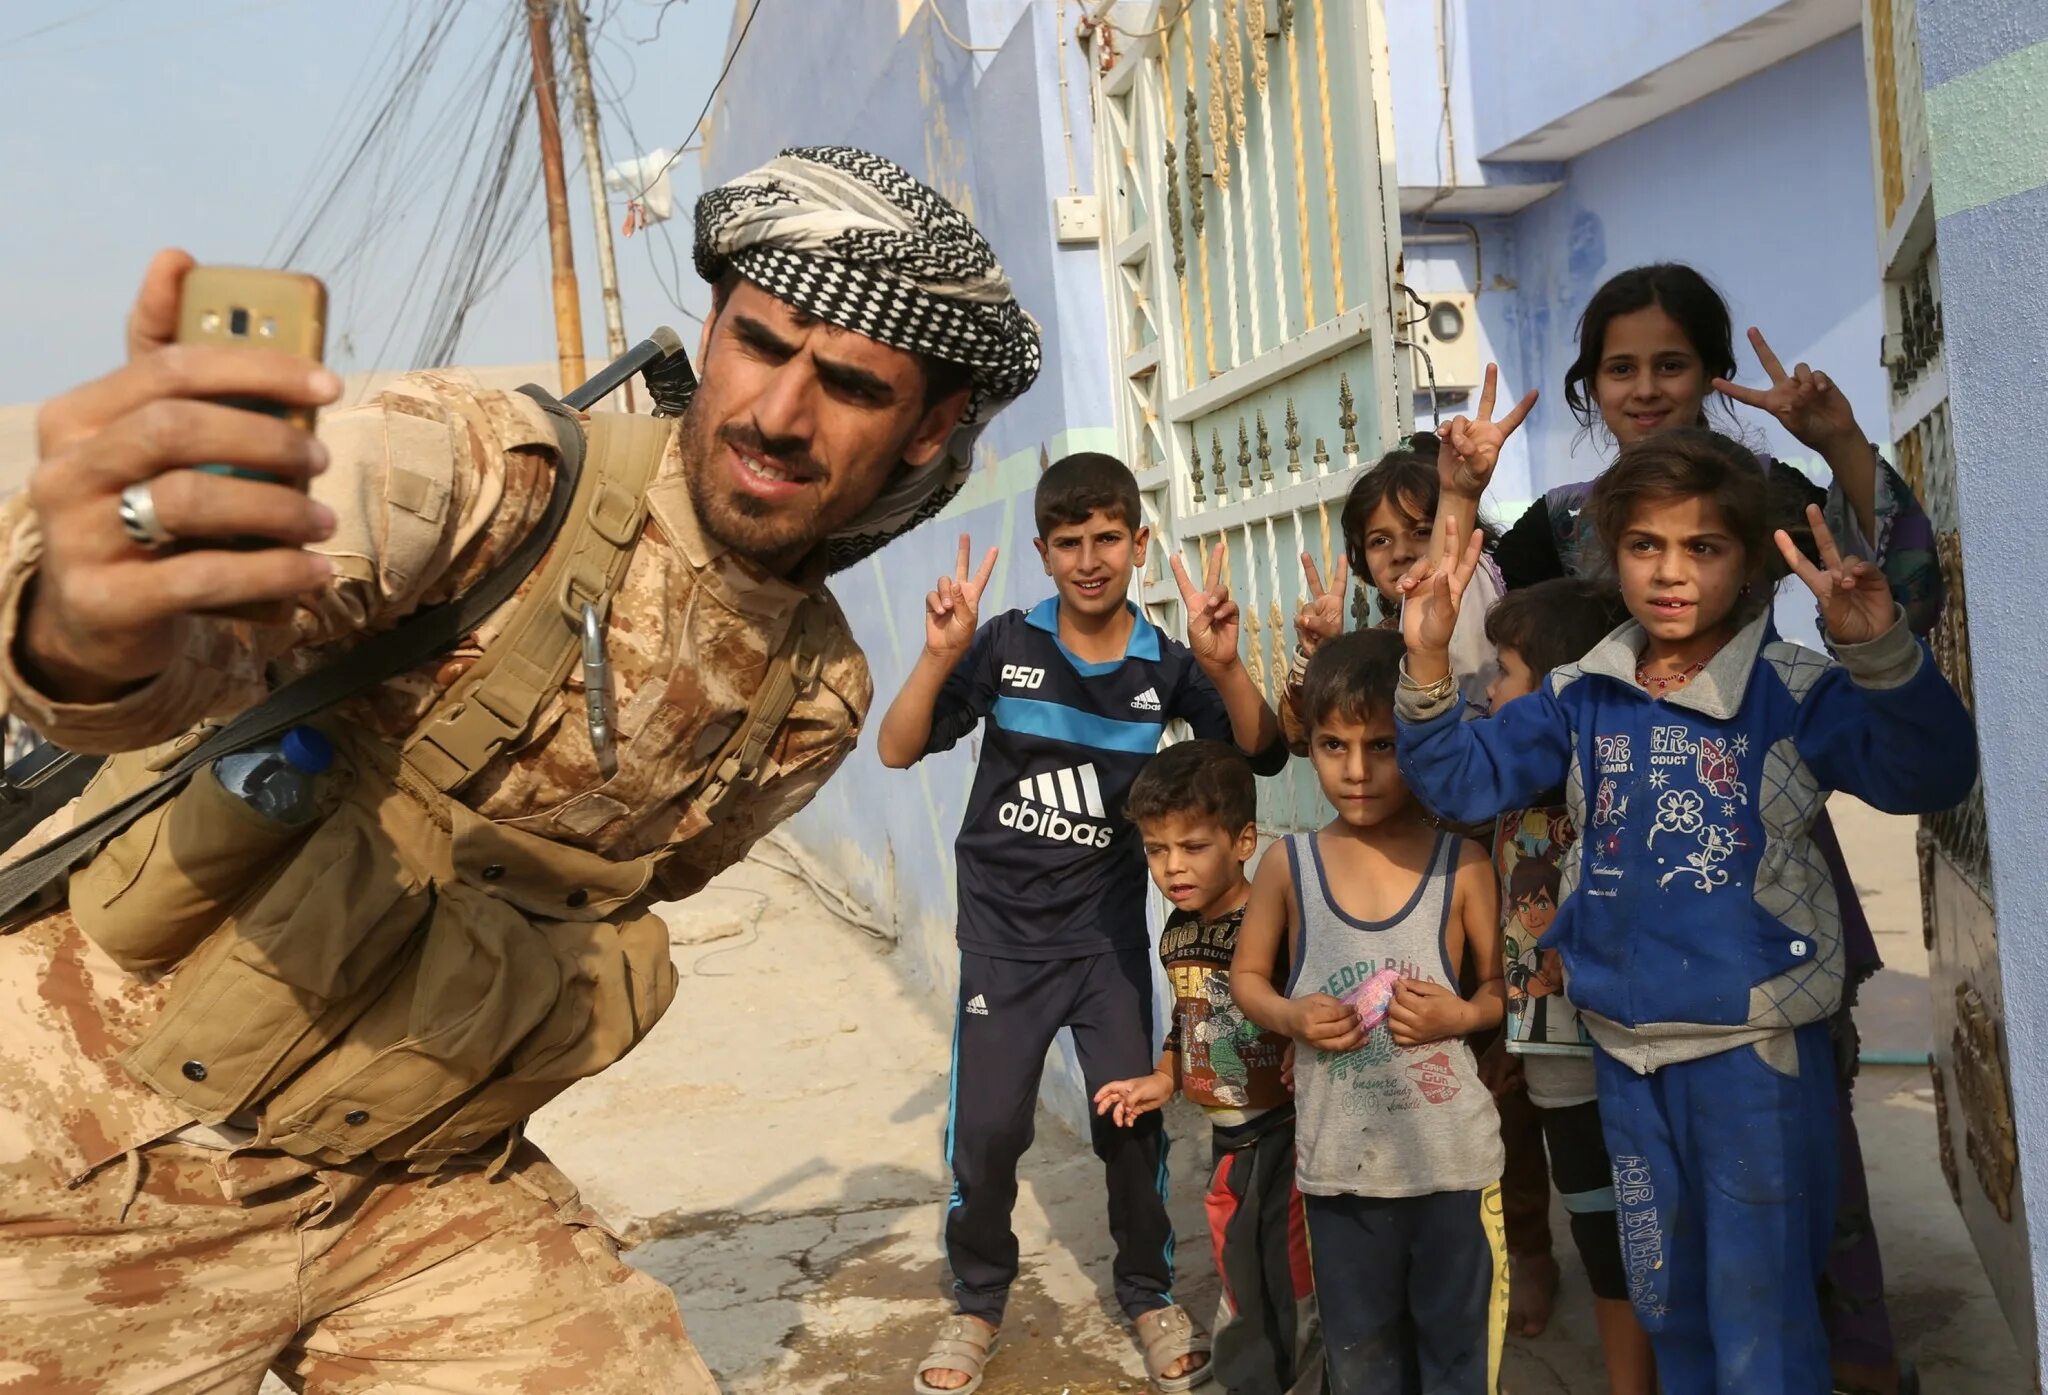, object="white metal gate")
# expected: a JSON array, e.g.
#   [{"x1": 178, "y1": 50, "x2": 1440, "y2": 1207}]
[
  {"x1": 1086, "y1": 0, "x2": 1408, "y2": 831},
  {"x1": 1863, "y1": 0, "x2": 2032, "y2": 1353}
]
